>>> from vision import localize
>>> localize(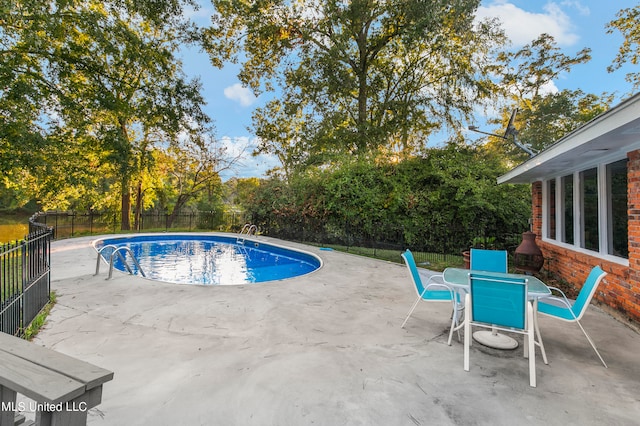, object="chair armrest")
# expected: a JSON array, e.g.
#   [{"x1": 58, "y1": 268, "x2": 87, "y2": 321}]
[
  {"x1": 423, "y1": 273, "x2": 444, "y2": 284},
  {"x1": 424, "y1": 274, "x2": 452, "y2": 291},
  {"x1": 541, "y1": 286, "x2": 574, "y2": 310},
  {"x1": 546, "y1": 285, "x2": 568, "y2": 298},
  {"x1": 417, "y1": 269, "x2": 442, "y2": 282},
  {"x1": 423, "y1": 274, "x2": 459, "y2": 301}
]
